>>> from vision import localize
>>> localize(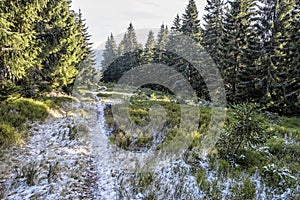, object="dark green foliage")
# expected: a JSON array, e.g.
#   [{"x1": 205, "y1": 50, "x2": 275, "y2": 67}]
[
  {"x1": 262, "y1": 163, "x2": 297, "y2": 190},
  {"x1": 230, "y1": 177, "x2": 256, "y2": 200},
  {"x1": 218, "y1": 103, "x2": 267, "y2": 157},
  {"x1": 218, "y1": 0, "x2": 255, "y2": 102},
  {"x1": 251, "y1": 0, "x2": 300, "y2": 115},
  {"x1": 102, "y1": 50, "x2": 144, "y2": 83},
  {"x1": 0, "y1": 0, "x2": 93, "y2": 98},
  {"x1": 202, "y1": 0, "x2": 224, "y2": 65},
  {"x1": 180, "y1": 0, "x2": 202, "y2": 42},
  {"x1": 102, "y1": 23, "x2": 144, "y2": 83},
  {"x1": 138, "y1": 172, "x2": 153, "y2": 188},
  {"x1": 100, "y1": 0, "x2": 299, "y2": 116}
]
